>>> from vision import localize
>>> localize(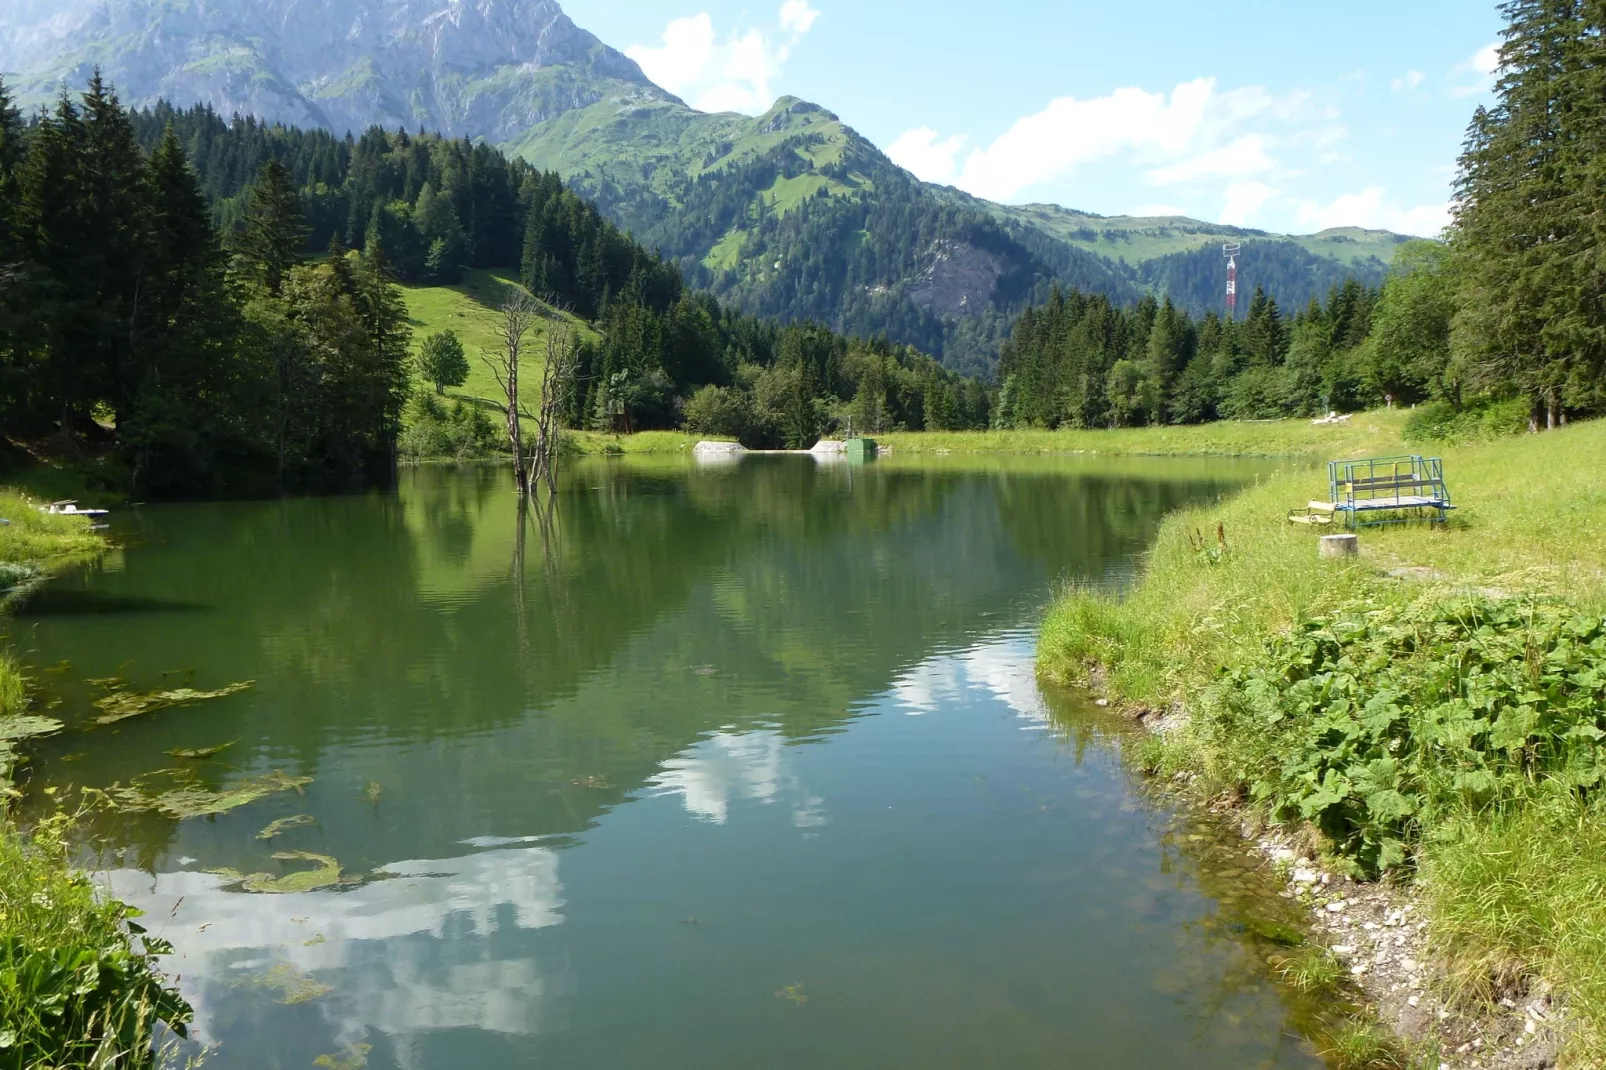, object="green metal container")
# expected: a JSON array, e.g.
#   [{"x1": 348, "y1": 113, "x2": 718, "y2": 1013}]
[{"x1": 846, "y1": 437, "x2": 878, "y2": 464}]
